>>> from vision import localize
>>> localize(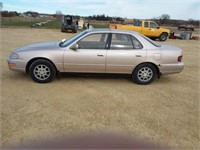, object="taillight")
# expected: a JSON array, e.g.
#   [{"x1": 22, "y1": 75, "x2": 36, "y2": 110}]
[{"x1": 178, "y1": 55, "x2": 183, "y2": 62}]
